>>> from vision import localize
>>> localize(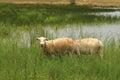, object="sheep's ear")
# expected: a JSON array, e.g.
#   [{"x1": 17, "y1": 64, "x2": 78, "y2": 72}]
[
  {"x1": 36, "y1": 38, "x2": 38, "y2": 40},
  {"x1": 36, "y1": 37, "x2": 40, "y2": 40},
  {"x1": 45, "y1": 38, "x2": 48, "y2": 41}
]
